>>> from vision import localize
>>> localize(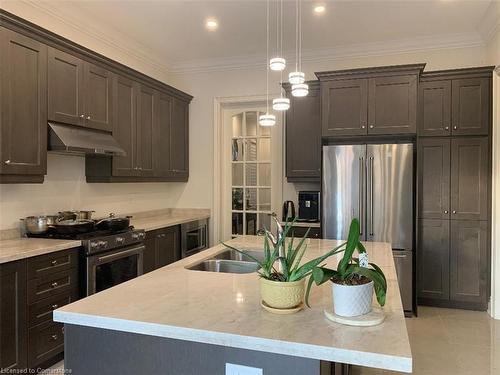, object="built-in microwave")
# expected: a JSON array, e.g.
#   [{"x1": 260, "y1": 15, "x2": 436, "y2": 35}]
[{"x1": 181, "y1": 219, "x2": 208, "y2": 258}]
